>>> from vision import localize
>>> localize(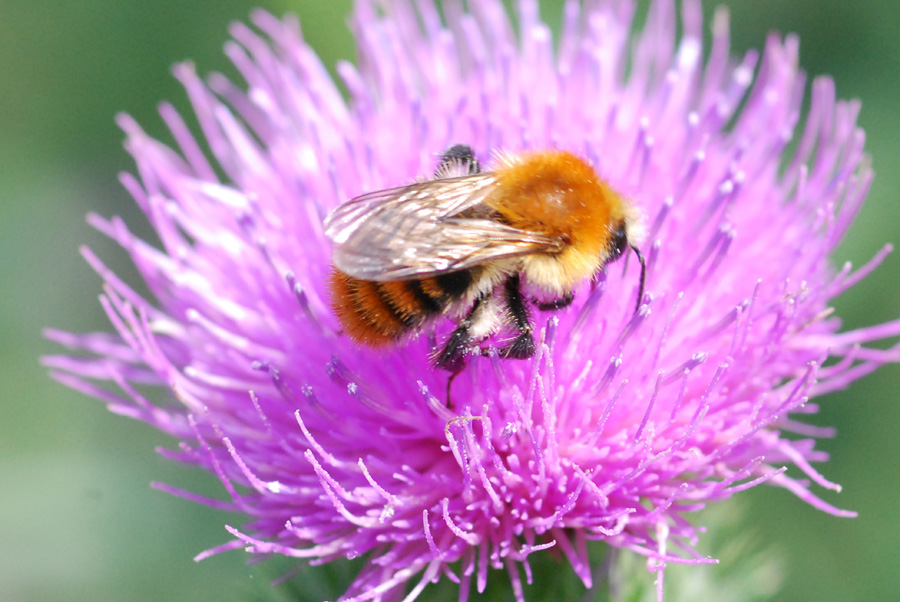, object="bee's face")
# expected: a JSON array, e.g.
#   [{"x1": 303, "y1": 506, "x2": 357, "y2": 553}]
[{"x1": 604, "y1": 222, "x2": 629, "y2": 265}]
